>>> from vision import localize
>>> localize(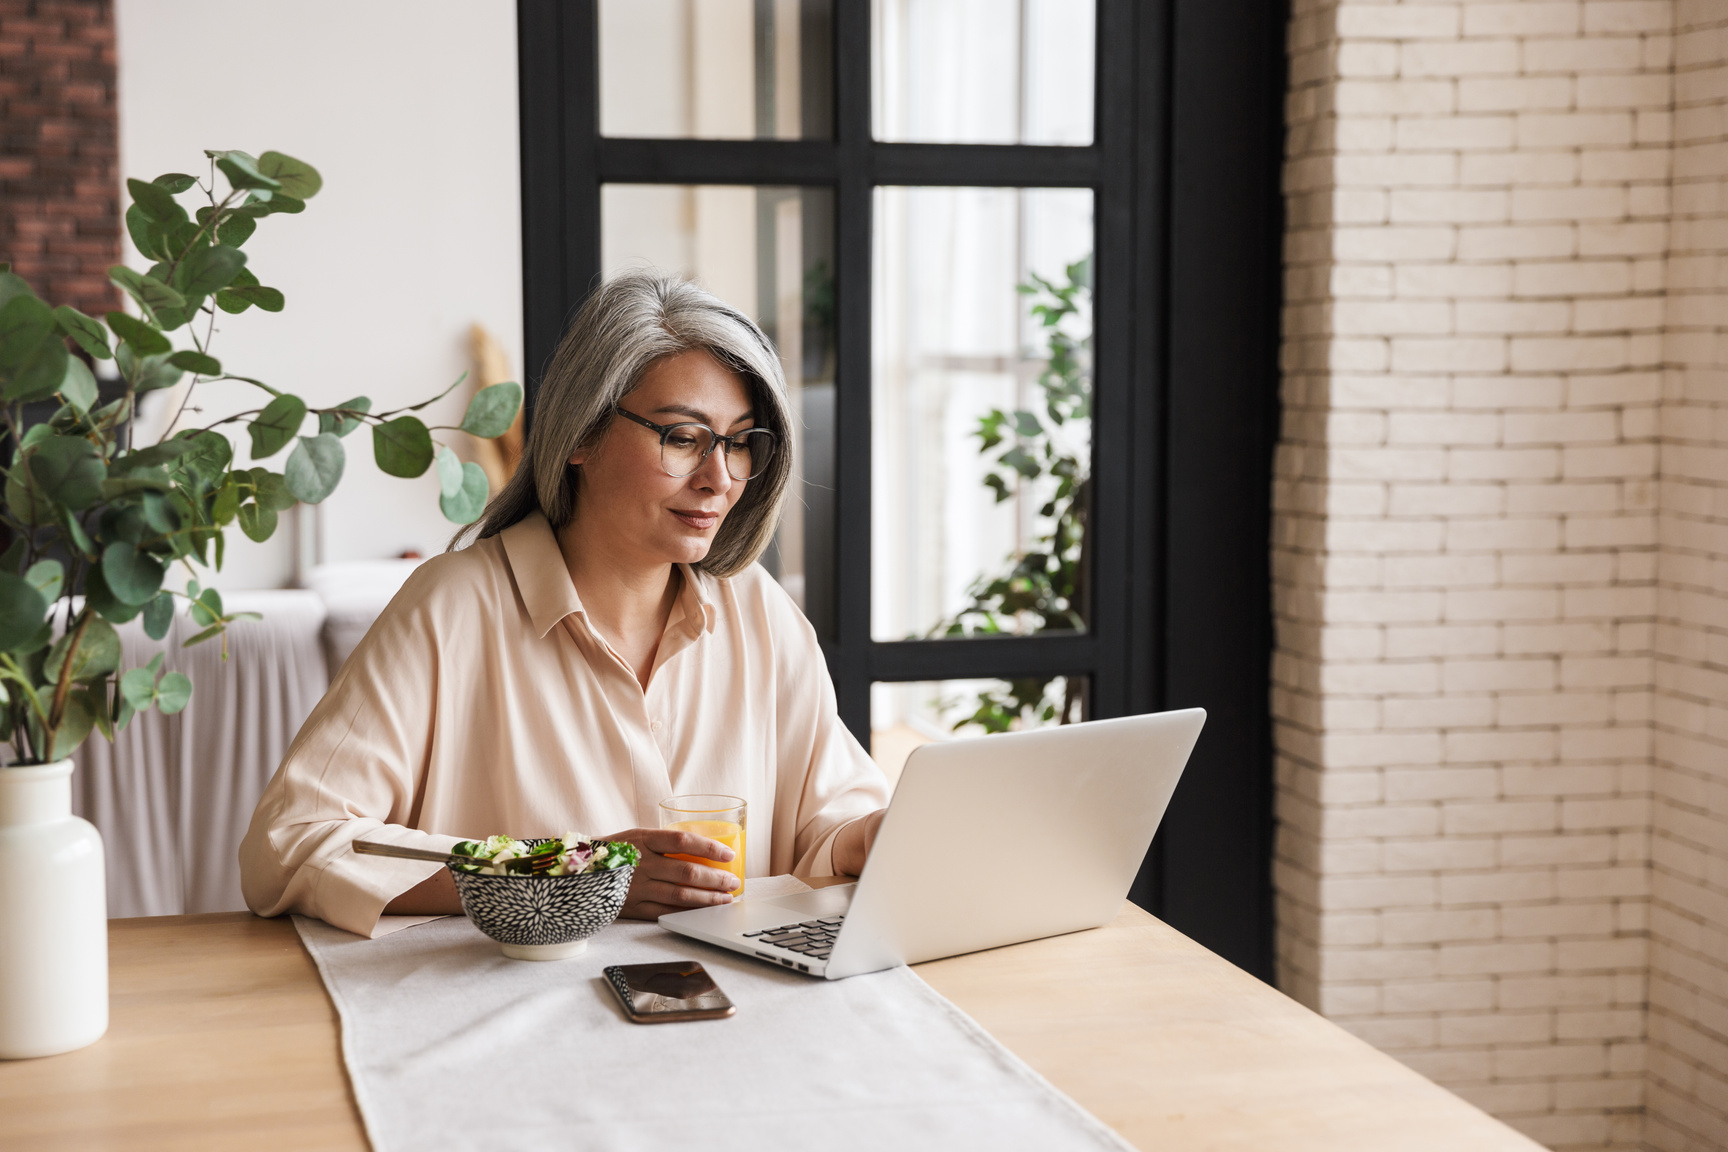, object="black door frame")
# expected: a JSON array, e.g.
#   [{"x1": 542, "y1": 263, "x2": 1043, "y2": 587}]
[{"x1": 516, "y1": 0, "x2": 1283, "y2": 980}]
